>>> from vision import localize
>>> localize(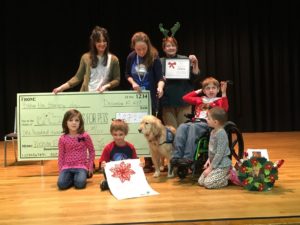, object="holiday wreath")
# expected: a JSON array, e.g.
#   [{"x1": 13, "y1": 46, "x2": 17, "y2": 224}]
[{"x1": 237, "y1": 157, "x2": 283, "y2": 191}]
